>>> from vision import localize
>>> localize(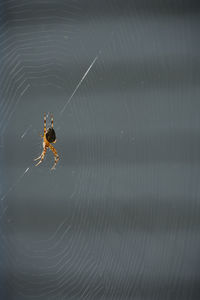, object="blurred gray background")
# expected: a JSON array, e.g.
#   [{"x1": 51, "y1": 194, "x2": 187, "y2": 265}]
[{"x1": 1, "y1": 0, "x2": 200, "y2": 299}]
